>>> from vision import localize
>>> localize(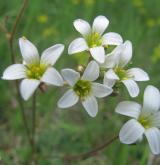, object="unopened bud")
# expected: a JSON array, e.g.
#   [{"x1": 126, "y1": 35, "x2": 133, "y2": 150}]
[{"x1": 77, "y1": 65, "x2": 84, "y2": 73}]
